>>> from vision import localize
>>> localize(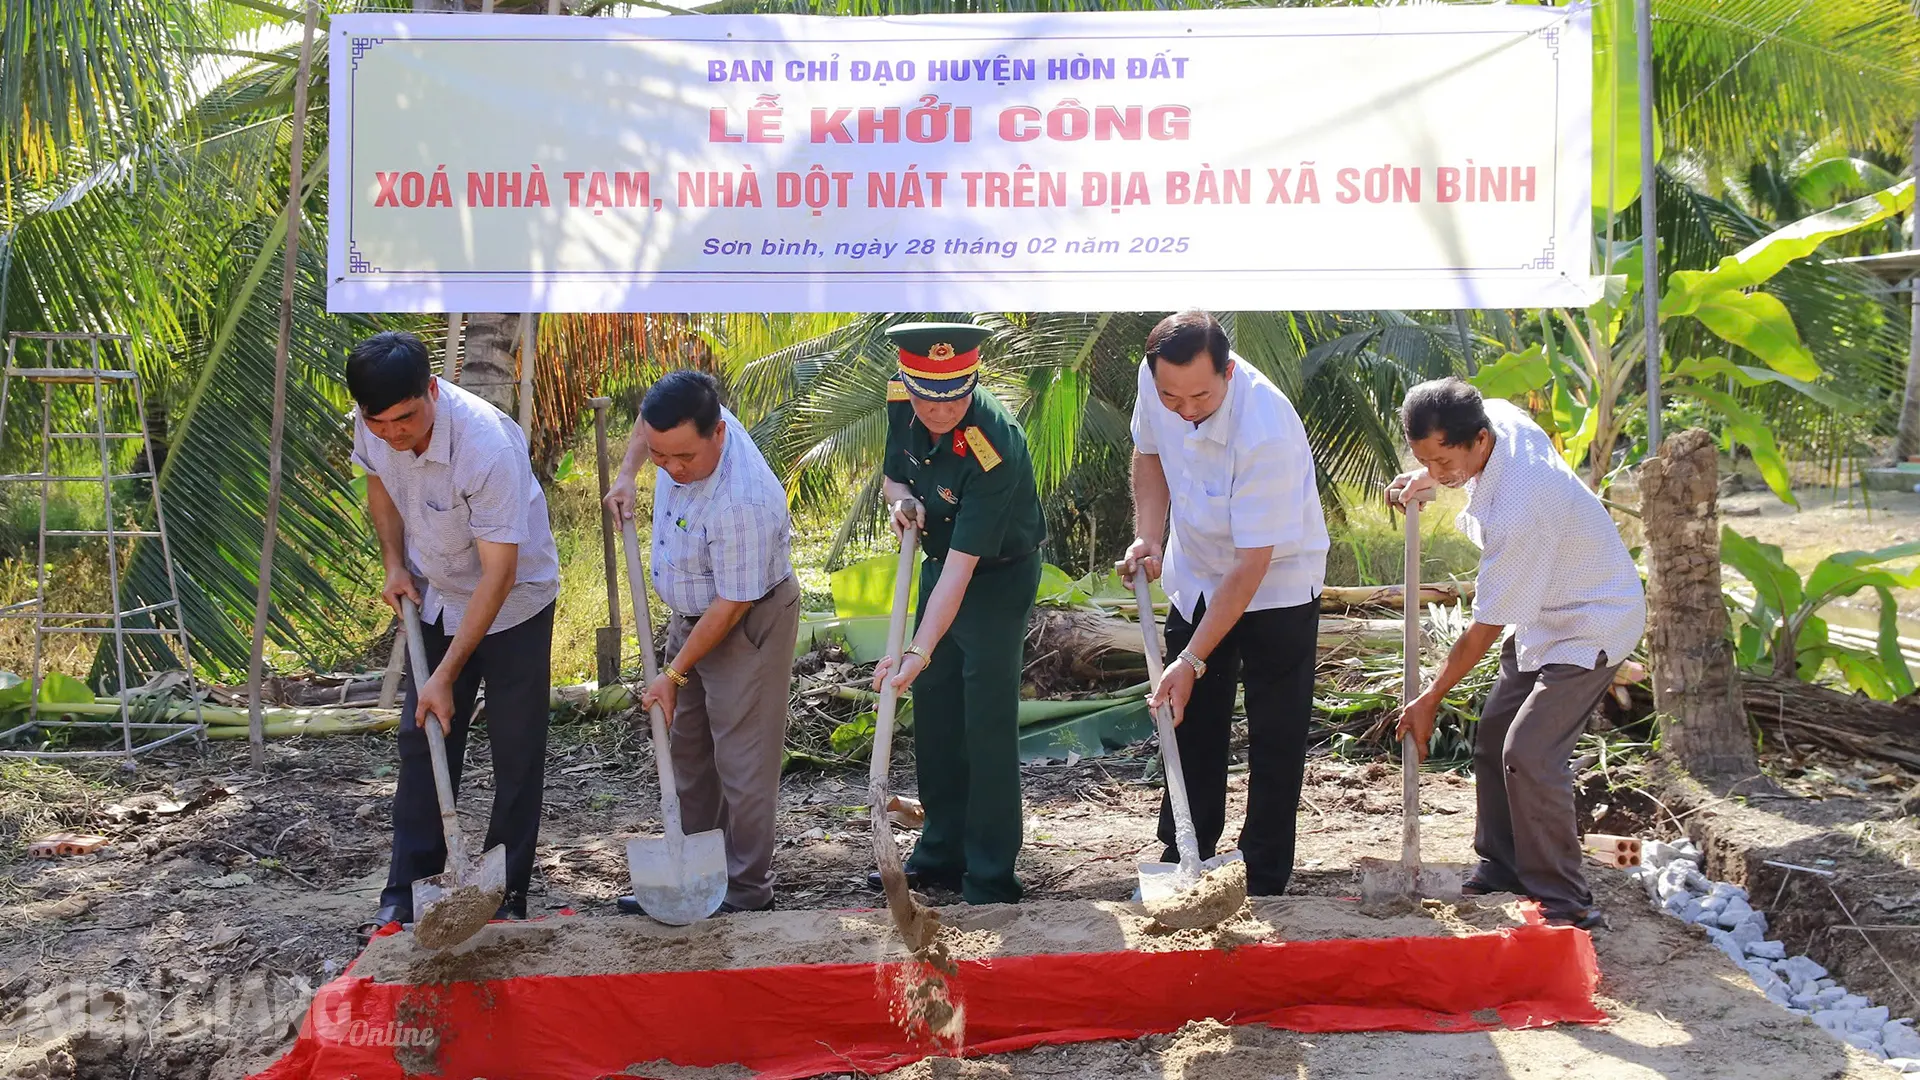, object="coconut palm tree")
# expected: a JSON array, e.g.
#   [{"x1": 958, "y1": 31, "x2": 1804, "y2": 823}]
[{"x1": 3, "y1": 0, "x2": 1916, "y2": 673}]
